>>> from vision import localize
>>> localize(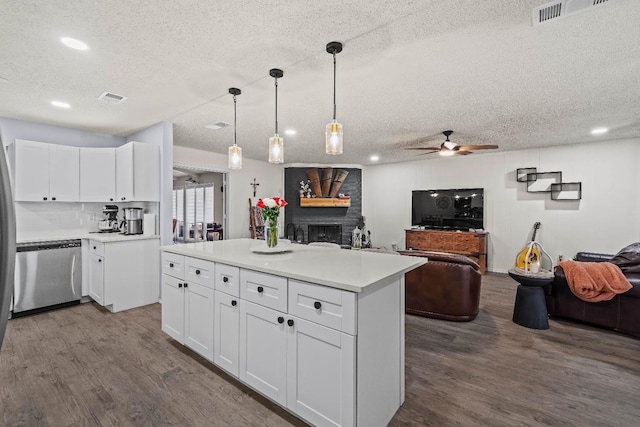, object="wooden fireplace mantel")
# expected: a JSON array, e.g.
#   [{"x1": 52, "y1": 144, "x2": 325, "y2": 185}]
[{"x1": 300, "y1": 197, "x2": 351, "y2": 208}]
